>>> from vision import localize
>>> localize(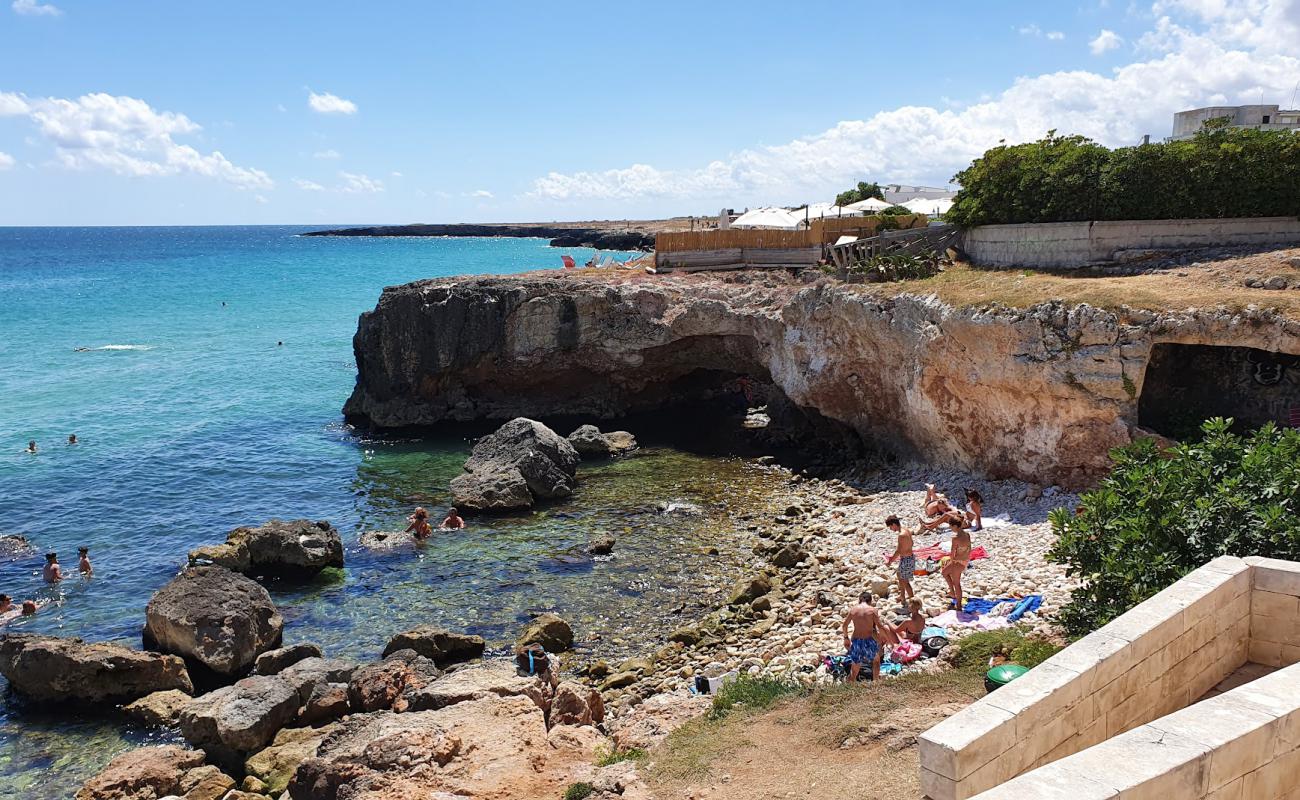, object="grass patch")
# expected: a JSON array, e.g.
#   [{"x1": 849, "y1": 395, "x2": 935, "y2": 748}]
[
  {"x1": 594, "y1": 745, "x2": 647, "y2": 767},
  {"x1": 951, "y1": 628, "x2": 1062, "y2": 673},
  {"x1": 563, "y1": 783, "x2": 594, "y2": 800},
  {"x1": 708, "y1": 674, "x2": 806, "y2": 720}
]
